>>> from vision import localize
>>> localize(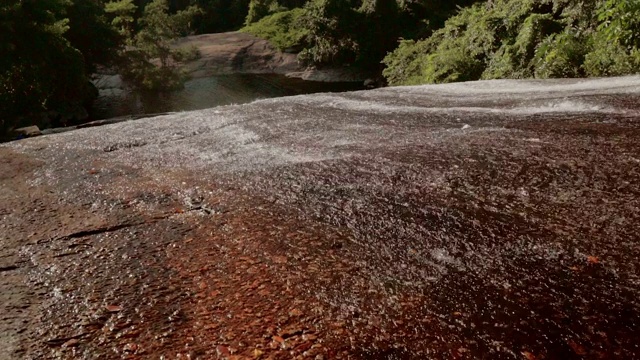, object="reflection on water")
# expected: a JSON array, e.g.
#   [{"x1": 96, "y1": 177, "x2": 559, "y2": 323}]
[{"x1": 92, "y1": 74, "x2": 364, "y2": 120}]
